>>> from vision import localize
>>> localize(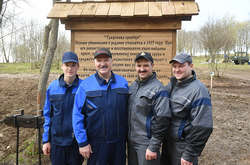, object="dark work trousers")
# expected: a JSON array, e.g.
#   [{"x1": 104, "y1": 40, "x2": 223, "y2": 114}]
[
  {"x1": 161, "y1": 138, "x2": 198, "y2": 165},
  {"x1": 128, "y1": 142, "x2": 160, "y2": 165},
  {"x1": 87, "y1": 140, "x2": 126, "y2": 165},
  {"x1": 50, "y1": 140, "x2": 83, "y2": 165}
]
